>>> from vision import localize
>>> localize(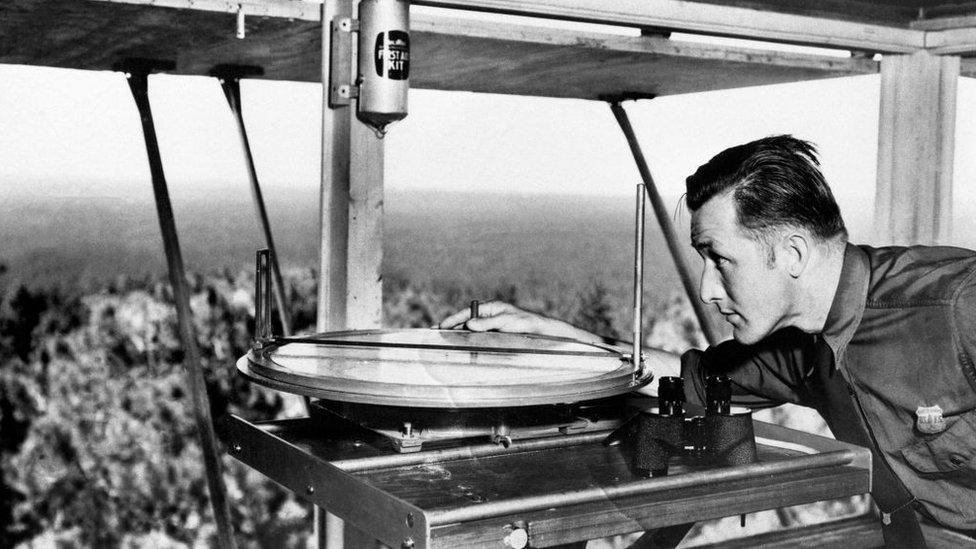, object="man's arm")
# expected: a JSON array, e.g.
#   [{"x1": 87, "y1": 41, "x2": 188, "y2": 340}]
[{"x1": 680, "y1": 328, "x2": 818, "y2": 408}]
